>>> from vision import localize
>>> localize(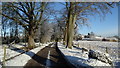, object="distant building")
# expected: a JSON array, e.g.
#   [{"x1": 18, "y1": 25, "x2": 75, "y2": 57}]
[
  {"x1": 75, "y1": 32, "x2": 118, "y2": 42},
  {"x1": 89, "y1": 32, "x2": 95, "y2": 38},
  {"x1": 83, "y1": 32, "x2": 104, "y2": 41}
]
